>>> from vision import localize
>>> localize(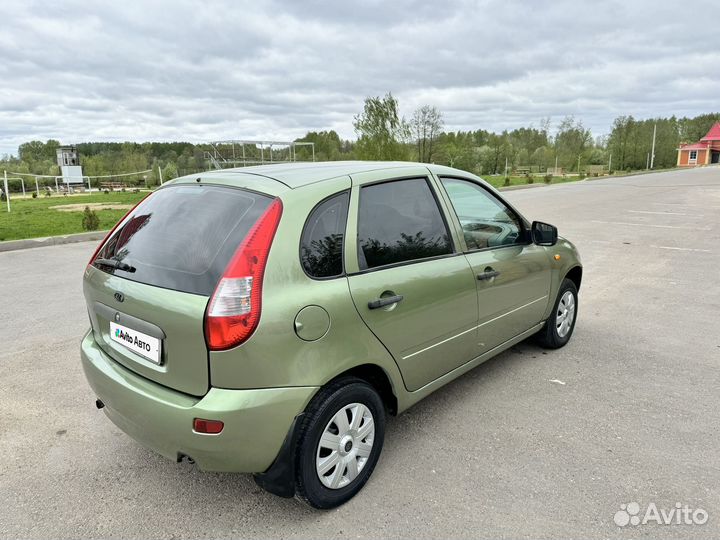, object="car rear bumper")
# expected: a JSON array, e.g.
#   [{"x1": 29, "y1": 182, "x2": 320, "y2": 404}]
[{"x1": 80, "y1": 330, "x2": 317, "y2": 473}]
